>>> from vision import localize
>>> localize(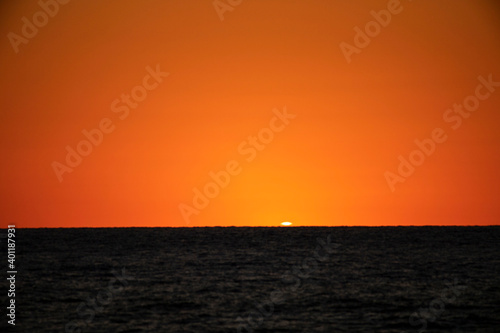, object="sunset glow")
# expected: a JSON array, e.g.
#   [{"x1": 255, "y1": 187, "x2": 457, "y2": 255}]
[{"x1": 1, "y1": 0, "x2": 499, "y2": 228}]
